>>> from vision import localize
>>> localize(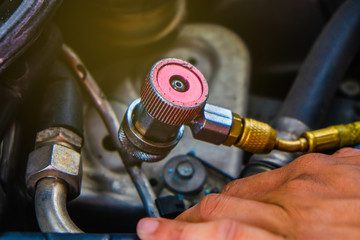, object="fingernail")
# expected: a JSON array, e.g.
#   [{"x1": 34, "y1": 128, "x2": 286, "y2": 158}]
[{"x1": 137, "y1": 218, "x2": 159, "y2": 238}]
